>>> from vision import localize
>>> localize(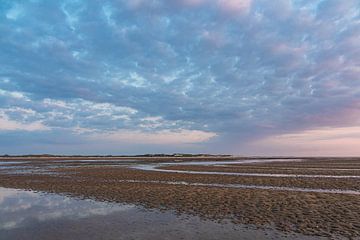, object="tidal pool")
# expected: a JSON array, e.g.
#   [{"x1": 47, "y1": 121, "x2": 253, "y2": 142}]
[
  {"x1": 0, "y1": 187, "x2": 321, "y2": 240},
  {"x1": 133, "y1": 159, "x2": 360, "y2": 179}
]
